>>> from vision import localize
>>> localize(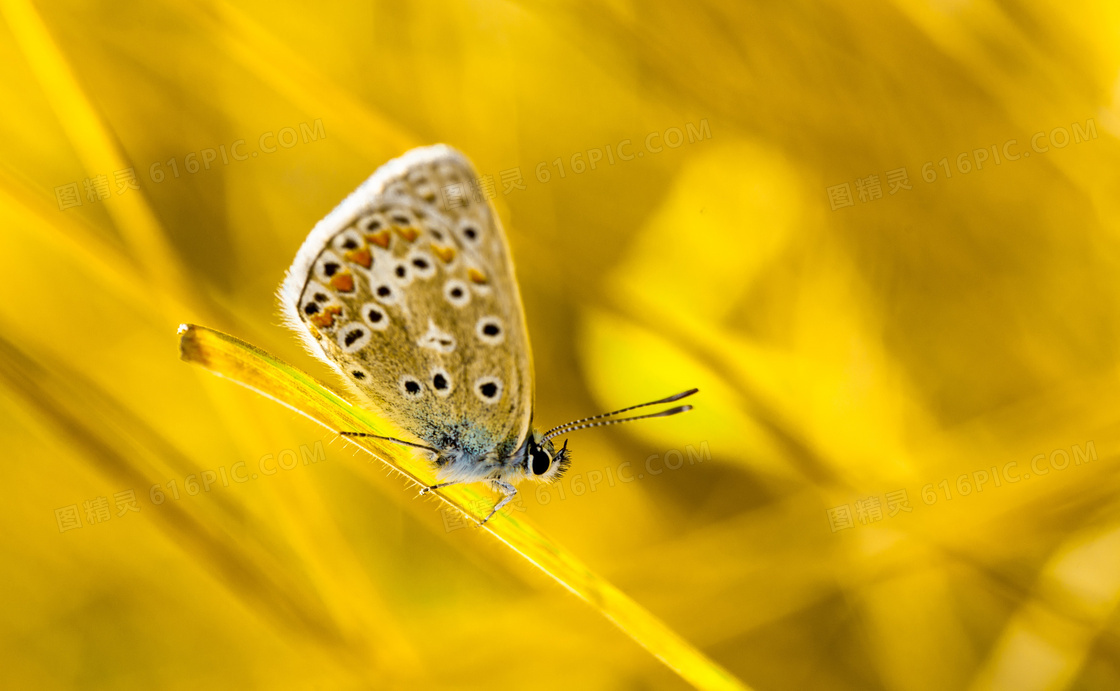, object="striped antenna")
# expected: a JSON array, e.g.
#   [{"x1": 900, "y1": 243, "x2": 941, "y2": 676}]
[{"x1": 542, "y1": 388, "x2": 698, "y2": 442}]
